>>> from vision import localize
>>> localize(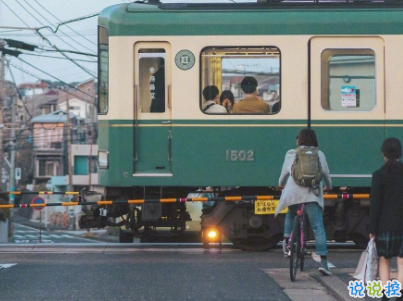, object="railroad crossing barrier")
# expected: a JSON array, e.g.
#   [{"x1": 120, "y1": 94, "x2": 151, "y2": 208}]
[{"x1": 0, "y1": 192, "x2": 371, "y2": 209}]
